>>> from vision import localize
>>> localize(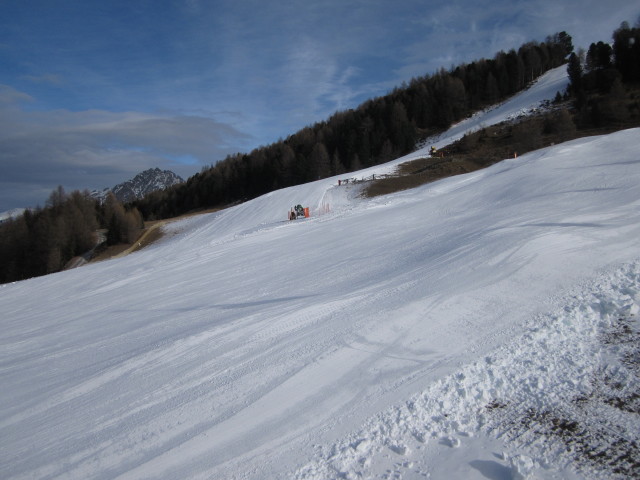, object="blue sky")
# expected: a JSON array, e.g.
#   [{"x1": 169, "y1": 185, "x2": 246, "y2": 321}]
[{"x1": 1, "y1": 0, "x2": 638, "y2": 211}]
